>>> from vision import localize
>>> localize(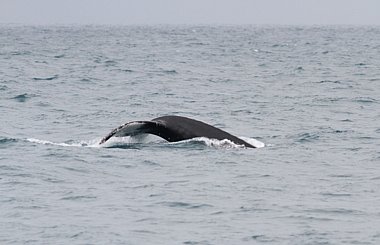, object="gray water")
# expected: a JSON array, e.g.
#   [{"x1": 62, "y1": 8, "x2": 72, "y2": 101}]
[{"x1": 1, "y1": 25, "x2": 380, "y2": 244}]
